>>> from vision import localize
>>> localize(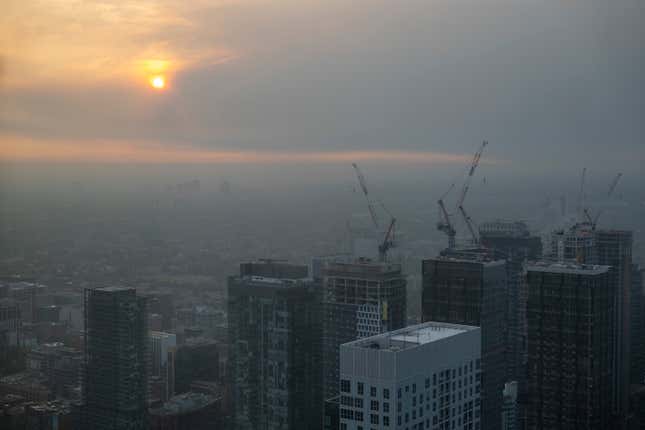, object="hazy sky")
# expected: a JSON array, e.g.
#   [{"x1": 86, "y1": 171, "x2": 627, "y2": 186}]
[{"x1": 1, "y1": 0, "x2": 643, "y2": 175}]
